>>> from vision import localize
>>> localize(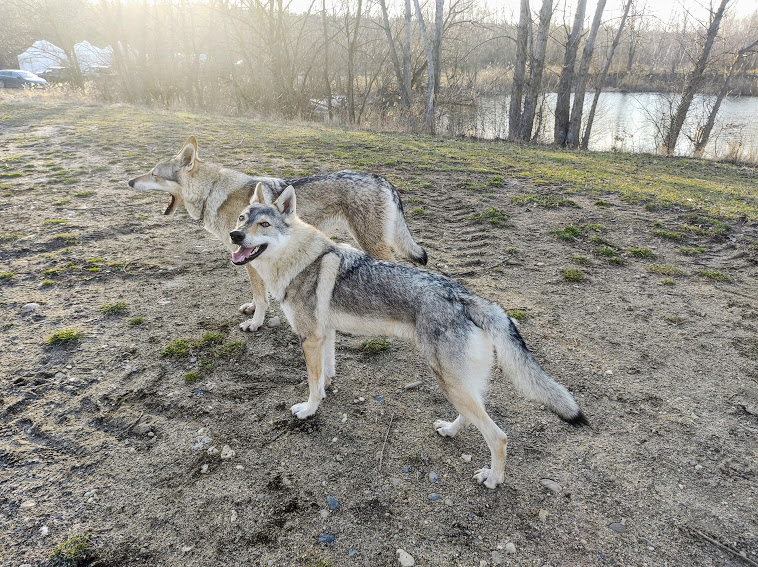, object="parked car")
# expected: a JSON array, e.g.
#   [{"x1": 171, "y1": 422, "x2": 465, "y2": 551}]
[{"x1": 0, "y1": 69, "x2": 47, "y2": 88}]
